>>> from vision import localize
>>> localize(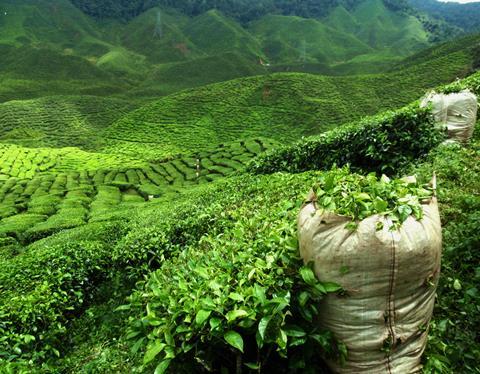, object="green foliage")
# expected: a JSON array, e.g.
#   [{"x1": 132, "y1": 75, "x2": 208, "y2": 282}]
[
  {"x1": 0, "y1": 138, "x2": 277, "y2": 244},
  {"x1": 106, "y1": 59, "x2": 471, "y2": 160},
  {"x1": 440, "y1": 69, "x2": 480, "y2": 96},
  {"x1": 0, "y1": 0, "x2": 477, "y2": 108},
  {"x1": 409, "y1": 0, "x2": 480, "y2": 33},
  {"x1": 248, "y1": 104, "x2": 444, "y2": 175},
  {"x1": 310, "y1": 167, "x2": 433, "y2": 227},
  {"x1": 0, "y1": 96, "x2": 138, "y2": 150},
  {"x1": 68, "y1": 0, "x2": 359, "y2": 22},
  {"x1": 0, "y1": 3, "x2": 479, "y2": 372},
  {"x1": 0, "y1": 221, "x2": 129, "y2": 363},
  {"x1": 123, "y1": 173, "x2": 343, "y2": 373},
  {"x1": 405, "y1": 123, "x2": 480, "y2": 373},
  {"x1": 0, "y1": 170, "x2": 331, "y2": 367}
]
